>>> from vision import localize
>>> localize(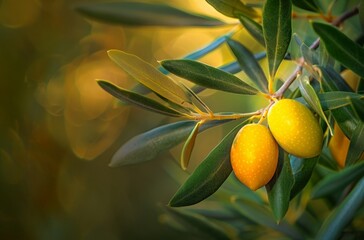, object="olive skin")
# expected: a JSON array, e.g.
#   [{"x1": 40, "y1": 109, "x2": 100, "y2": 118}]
[
  {"x1": 268, "y1": 99, "x2": 323, "y2": 158},
  {"x1": 230, "y1": 124, "x2": 279, "y2": 191}
]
